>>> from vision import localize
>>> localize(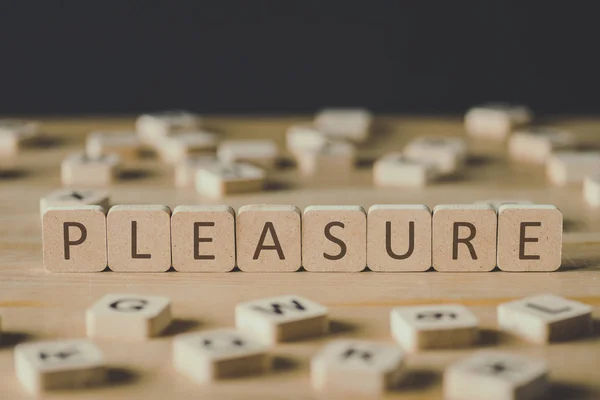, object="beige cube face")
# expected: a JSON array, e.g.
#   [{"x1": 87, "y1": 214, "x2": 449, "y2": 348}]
[
  {"x1": 314, "y1": 108, "x2": 372, "y2": 143},
  {"x1": 391, "y1": 304, "x2": 479, "y2": 352},
  {"x1": 107, "y1": 205, "x2": 172, "y2": 272},
  {"x1": 235, "y1": 295, "x2": 329, "y2": 344},
  {"x1": 217, "y1": 139, "x2": 279, "y2": 170},
  {"x1": 497, "y1": 205, "x2": 562, "y2": 272},
  {"x1": 403, "y1": 136, "x2": 467, "y2": 175},
  {"x1": 171, "y1": 205, "x2": 235, "y2": 272},
  {"x1": 444, "y1": 351, "x2": 548, "y2": 400},
  {"x1": 373, "y1": 153, "x2": 437, "y2": 187},
  {"x1": 432, "y1": 204, "x2": 497, "y2": 272},
  {"x1": 367, "y1": 205, "x2": 432, "y2": 272},
  {"x1": 497, "y1": 294, "x2": 592, "y2": 344},
  {"x1": 42, "y1": 206, "x2": 107, "y2": 272},
  {"x1": 174, "y1": 155, "x2": 218, "y2": 187},
  {"x1": 85, "y1": 131, "x2": 141, "y2": 160},
  {"x1": 237, "y1": 205, "x2": 301, "y2": 272},
  {"x1": 508, "y1": 127, "x2": 576, "y2": 164},
  {"x1": 86, "y1": 293, "x2": 172, "y2": 340},
  {"x1": 158, "y1": 131, "x2": 219, "y2": 164},
  {"x1": 584, "y1": 173, "x2": 600, "y2": 207},
  {"x1": 286, "y1": 125, "x2": 327, "y2": 154},
  {"x1": 547, "y1": 151, "x2": 600, "y2": 185},
  {"x1": 464, "y1": 103, "x2": 532, "y2": 140},
  {"x1": 39, "y1": 189, "x2": 110, "y2": 219},
  {"x1": 311, "y1": 340, "x2": 406, "y2": 395},
  {"x1": 295, "y1": 140, "x2": 356, "y2": 176},
  {"x1": 195, "y1": 162, "x2": 266, "y2": 198},
  {"x1": 302, "y1": 205, "x2": 366, "y2": 272},
  {"x1": 61, "y1": 152, "x2": 121, "y2": 186}
]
